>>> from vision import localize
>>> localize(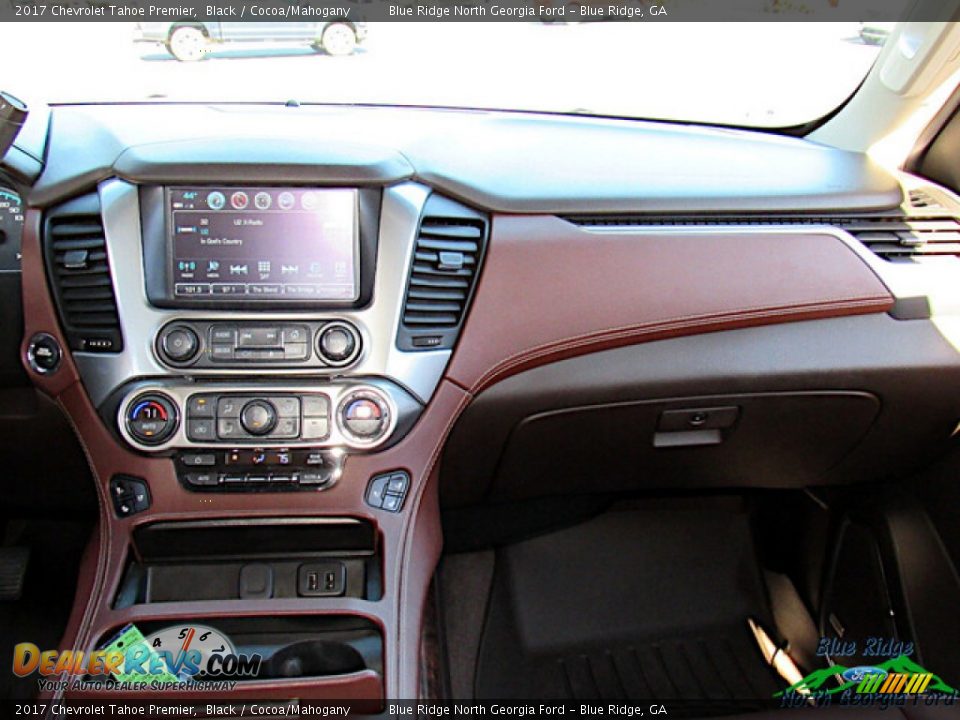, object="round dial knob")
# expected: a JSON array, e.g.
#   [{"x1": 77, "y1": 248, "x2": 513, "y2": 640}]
[
  {"x1": 338, "y1": 391, "x2": 389, "y2": 444},
  {"x1": 240, "y1": 400, "x2": 278, "y2": 436},
  {"x1": 317, "y1": 323, "x2": 360, "y2": 366},
  {"x1": 126, "y1": 393, "x2": 178, "y2": 446},
  {"x1": 159, "y1": 325, "x2": 200, "y2": 364}
]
